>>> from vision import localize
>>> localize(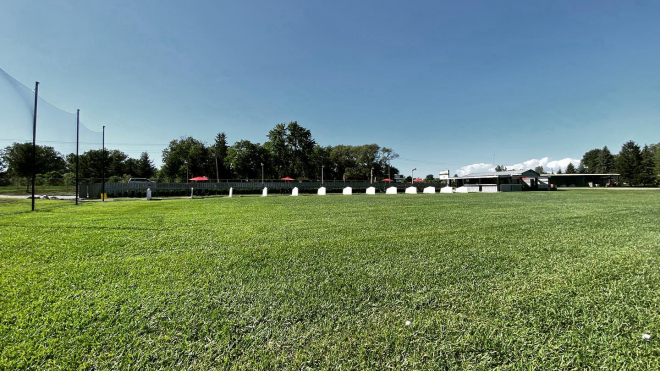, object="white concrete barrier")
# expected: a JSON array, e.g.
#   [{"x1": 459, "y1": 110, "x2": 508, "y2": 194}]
[
  {"x1": 455, "y1": 186, "x2": 468, "y2": 193},
  {"x1": 262, "y1": 187, "x2": 268, "y2": 197},
  {"x1": 366, "y1": 186, "x2": 376, "y2": 195},
  {"x1": 405, "y1": 186, "x2": 417, "y2": 194},
  {"x1": 318, "y1": 187, "x2": 326, "y2": 196},
  {"x1": 386, "y1": 186, "x2": 397, "y2": 194},
  {"x1": 292, "y1": 187, "x2": 299, "y2": 196},
  {"x1": 440, "y1": 186, "x2": 453, "y2": 194},
  {"x1": 228, "y1": 187, "x2": 233, "y2": 197},
  {"x1": 343, "y1": 187, "x2": 352, "y2": 195},
  {"x1": 423, "y1": 186, "x2": 435, "y2": 194}
]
